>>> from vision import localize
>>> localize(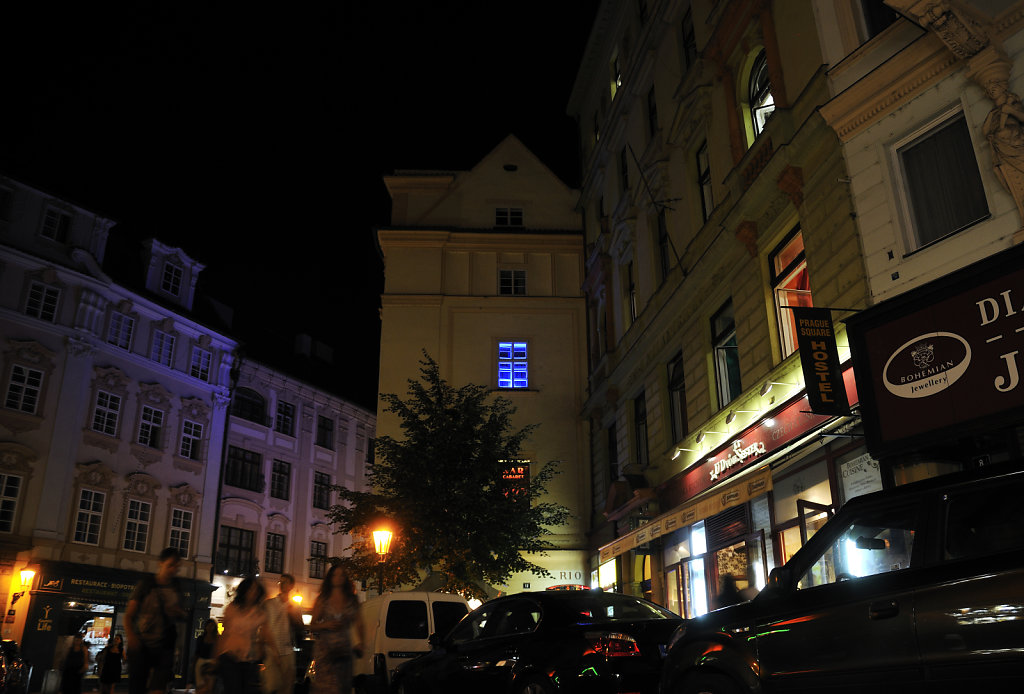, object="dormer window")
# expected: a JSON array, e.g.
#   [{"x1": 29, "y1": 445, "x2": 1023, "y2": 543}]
[
  {"x1": 40, "y1": 209, "x2": 71, "y2": 243},
  {"x1": 495, "y1": 207, "x2": 523, "y2": 227},
  {"x1": 162, "y1": 262, "x2": 183, "y2": 297}
]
